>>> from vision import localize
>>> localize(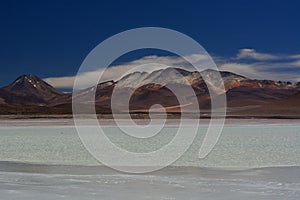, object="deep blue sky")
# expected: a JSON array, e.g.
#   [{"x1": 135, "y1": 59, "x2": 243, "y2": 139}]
[{"x1": 1, "y1": 0, "x2": 300, "y2": 87}]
